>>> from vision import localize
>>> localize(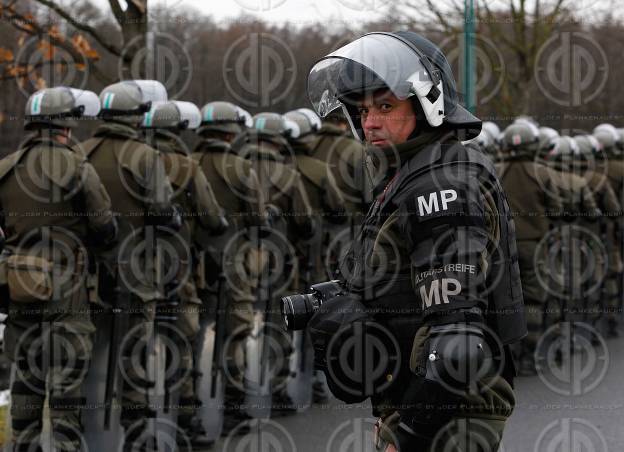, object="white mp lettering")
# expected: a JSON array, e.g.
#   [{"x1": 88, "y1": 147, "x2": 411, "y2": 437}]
[
  {"x1": 417, "y1": 192, "x2": 439, "y2": 216},
  {"x1": 442, "y1": 278, "x2": 461, "y2": 303},
  {"x1": 440, "y1": 189, "x2": 458, "y2": 210},
  {"x1": 417, "y1": 189, "x2": 458, "y2": 216},
  {"x1": 420, "y1": 279, "x2": 440, "y2": 308},
  {"x1": 420, "y1": 278, "x2": 462, "y2": 309}
]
